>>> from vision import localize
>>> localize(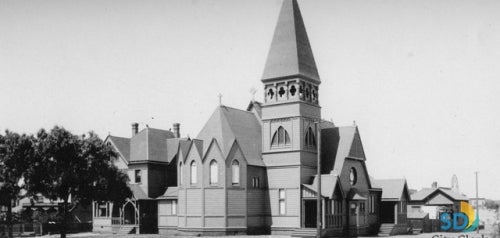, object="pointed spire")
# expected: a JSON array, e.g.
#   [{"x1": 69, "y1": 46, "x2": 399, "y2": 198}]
[{"x1": 261, "y1": 0, "x2": 320, "y2": 83}]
